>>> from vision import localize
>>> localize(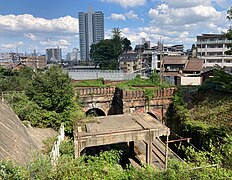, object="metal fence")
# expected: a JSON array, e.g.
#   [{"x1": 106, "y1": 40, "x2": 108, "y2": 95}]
[
  {"x1": 50, "y1": 123, "x2": 65, "y2": 166},
  {"x1": 65, "y1": 69, "x2": 147, "y2": 81}
]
